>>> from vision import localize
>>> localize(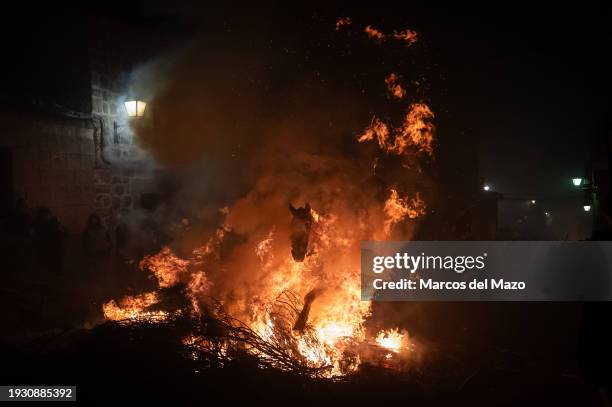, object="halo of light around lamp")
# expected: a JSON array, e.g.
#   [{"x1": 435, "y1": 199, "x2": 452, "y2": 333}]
[{"x1": 124, "y1": 100, "x2": 147, "y2": 118}]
